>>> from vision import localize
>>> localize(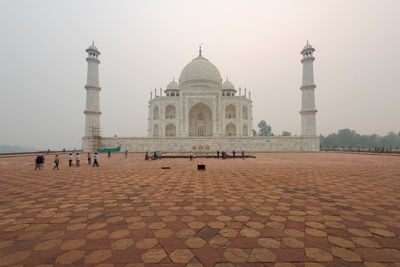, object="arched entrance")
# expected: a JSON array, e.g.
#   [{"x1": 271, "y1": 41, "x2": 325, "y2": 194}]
[
  {"x1": 226, "y1": 123, "x2": 236, "y2": 136},
  {"x1": 189, "y1": 103, "x2": 212, "y2": 136},
  {"x1": 165, "y1": 123, "x2": 176, "y2": 136}
]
